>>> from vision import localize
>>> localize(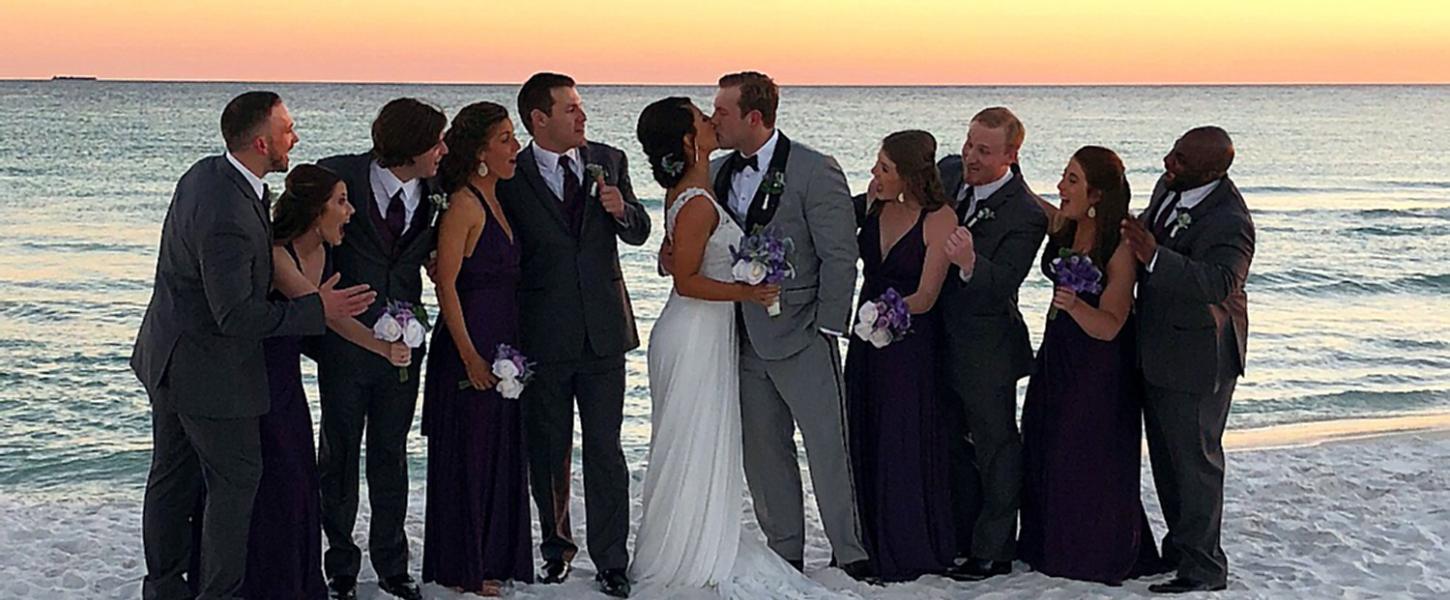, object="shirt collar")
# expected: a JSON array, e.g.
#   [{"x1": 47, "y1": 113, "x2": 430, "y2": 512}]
[
  {"x1": 969, "y1": 168, "x2": 1015, "y2": 201},
  {"x1": 370, "y1": 159, "x2": 421, "y2": 202},
  {"x1": 1176, "y1": 178, "x2": 1222, "y2": 211},
  {"x1": 224, "y1": 152, "x2": 267, "y2": 201},
  {"x1": 740, "y1": 129, "x2": 781, "y2": 170},
  {"x1": 532, "y1": 142, "x2": 581, "y2": 174}
]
